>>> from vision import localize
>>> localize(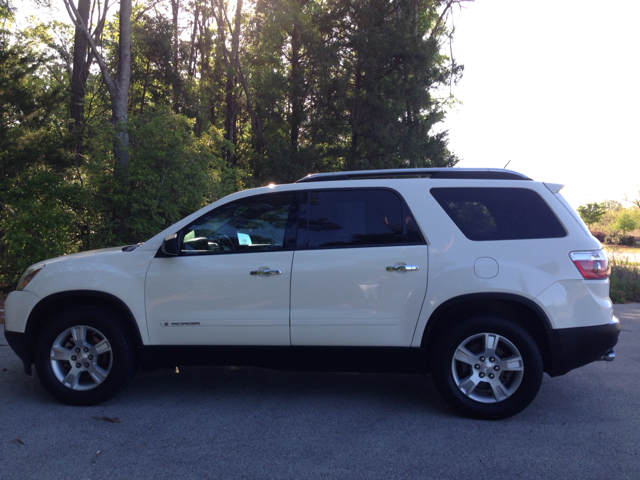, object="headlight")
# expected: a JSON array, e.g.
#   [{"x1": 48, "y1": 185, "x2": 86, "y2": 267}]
[{"x1": 16, "y1": 264, "x2": 45, "y2": 291}]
